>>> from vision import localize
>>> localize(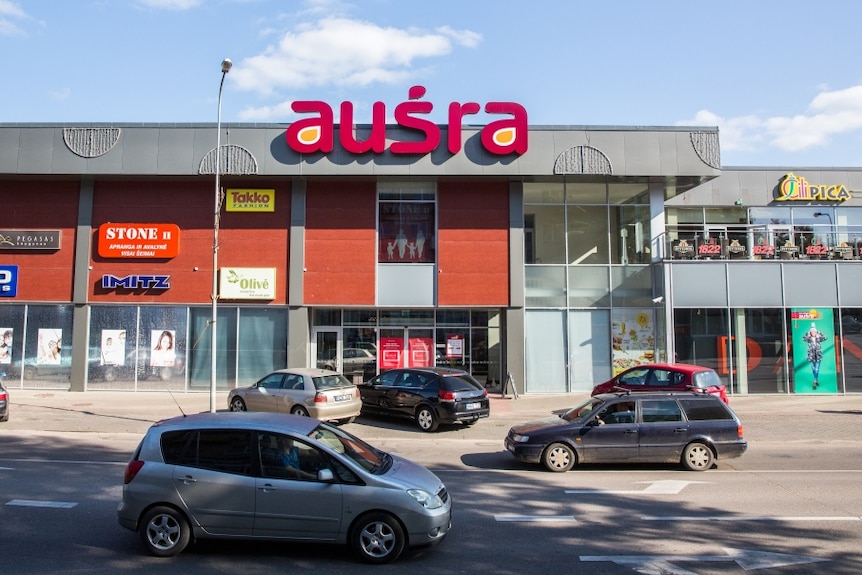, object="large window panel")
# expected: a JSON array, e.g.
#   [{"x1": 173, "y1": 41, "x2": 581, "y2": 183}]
[
  {"x1": 189, "y1": 306, "x2": 237, "y2": 391},
  {"x1": 568, "y1": 266, "x2": 610, "y2": 308},
  {"x1": 88, "y1": 306, "x2": 139, "y2": 389},
  {"x1": 525, "y1": 266, "x2": 566, "y2": 307},
  {"x1": 236, "y1": 308, "x2": 288, "y2": 387},
  {"x1": 610, "y1": 204, "x2": 651, "y2": 264},
  {"x1": 565, "y1": 181, "x2": 607, "y2": 205},
  {"x1": 0, "y1": 304, "x2": 25, "y2": 386},
  {"x1": 524, "y1": 205, "x2": 566, "y2": 264},
  {"x1": 567, "y1": 205, "x2": 609, "y2": 264},
  {"x1": 611, "y1": 266, "x2": 652, "y2": 307},
  {"x1": 22, "y1": 304, "x2": 73, "y2": 388},
  {"x1": 526, "y1": 310, "x2": 567, "y2": 393},
  {"x1": 568, "y1": 309, "x2": 611, "y2": 391}
]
